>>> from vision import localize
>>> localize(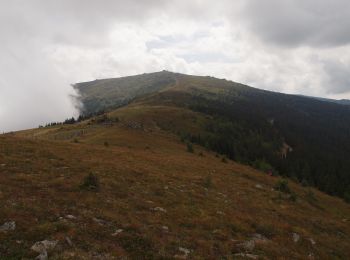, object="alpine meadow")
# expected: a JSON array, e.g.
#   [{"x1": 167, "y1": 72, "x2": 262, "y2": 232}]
[{"x1": 1, "y1": 1, "x2": 350, "y2": 259}]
